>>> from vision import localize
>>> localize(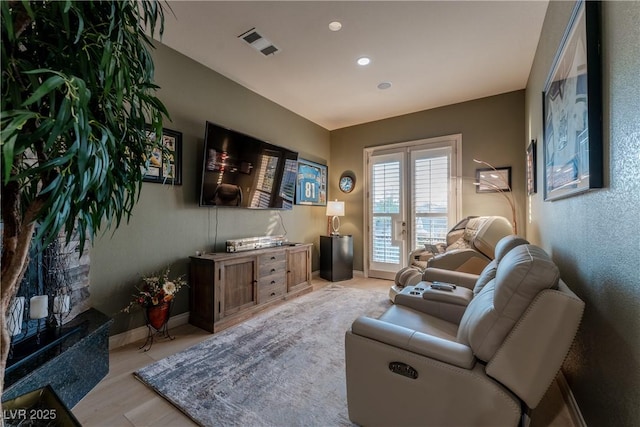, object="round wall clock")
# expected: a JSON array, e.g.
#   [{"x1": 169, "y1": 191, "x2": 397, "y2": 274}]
[{"x1": 339, "y1": 171, "x2": 356, "y2": 193}]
